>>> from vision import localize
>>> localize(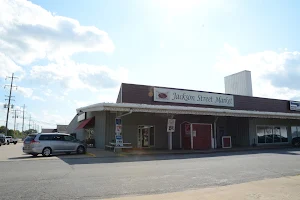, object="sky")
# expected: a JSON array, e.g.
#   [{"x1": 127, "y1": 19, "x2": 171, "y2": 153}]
[{"x1": 1, "y1": 0, "x2": 300, "y2": 130}]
